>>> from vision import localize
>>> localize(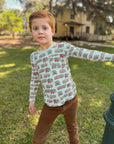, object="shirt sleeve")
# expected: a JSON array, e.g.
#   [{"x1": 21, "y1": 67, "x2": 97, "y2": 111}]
[
  {"x1": 29, "y1": 53, "x2": 41, "y2": 102},
  {"x1": 63, "y1": 42, "x2": 114, "y2": 62}
]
